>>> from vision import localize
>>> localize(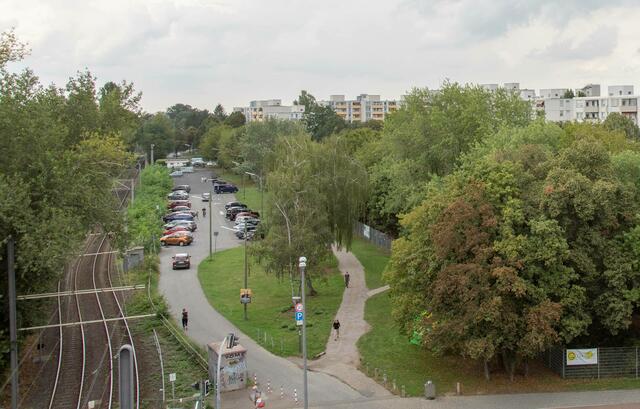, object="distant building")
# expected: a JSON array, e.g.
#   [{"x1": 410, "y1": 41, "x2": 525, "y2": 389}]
[
  {"x1": 577, "y1": 84, "x2": 600, "y2": 97},
  {"x1": 233, "y1": 100, "x2": 305, "y2": 122},
  {"x1": 319, "y1": 94, "x2": 399, "y2": 123},
  {"x1": 539, "y1": 88, "x2": 570, "y2": 99}
]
